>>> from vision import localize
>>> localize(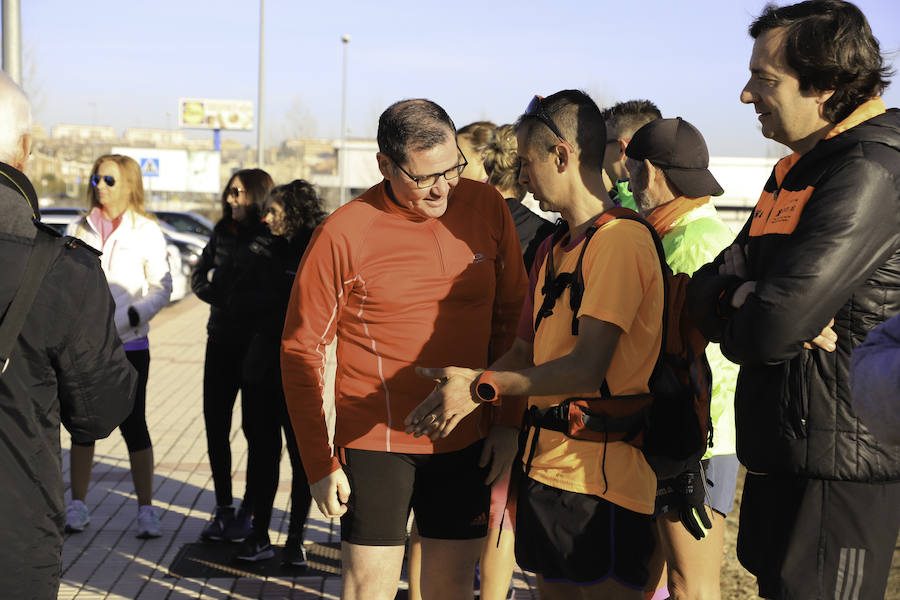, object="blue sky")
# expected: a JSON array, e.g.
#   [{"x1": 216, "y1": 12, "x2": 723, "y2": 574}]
[{"x1": 20, "y1": 0, "x2": 900, "y2": 157}]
